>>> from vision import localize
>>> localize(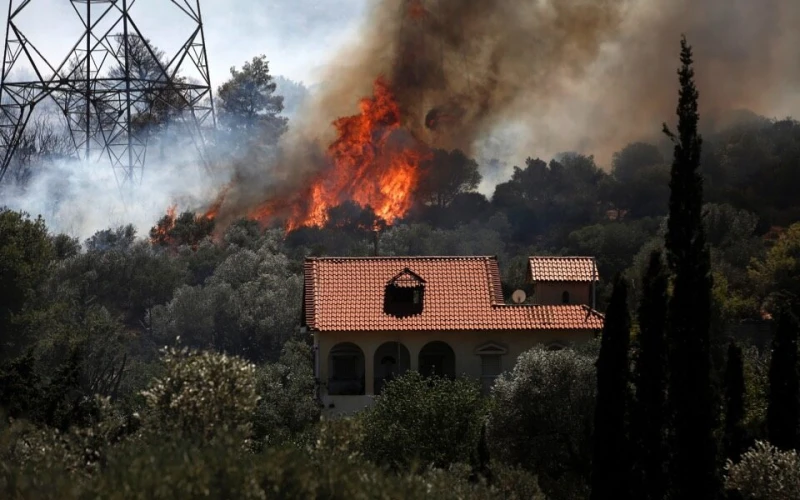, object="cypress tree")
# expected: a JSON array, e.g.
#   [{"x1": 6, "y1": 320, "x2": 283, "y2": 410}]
[
  {"x1": 724, "y1": 341, "x2": 746, "y2": 461},
  {"x1": 590, "y1": 274, "x2": 631, "y2": 500},
  {"x1": 631, "y1": 250, "x2": 668, "y2": 500},
  {"x1": 767, "y1": 308, "x2": 799, "y2": 450},
  {"x1": 662, "y1": 36, "x2": 718, "y2": 498}
]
